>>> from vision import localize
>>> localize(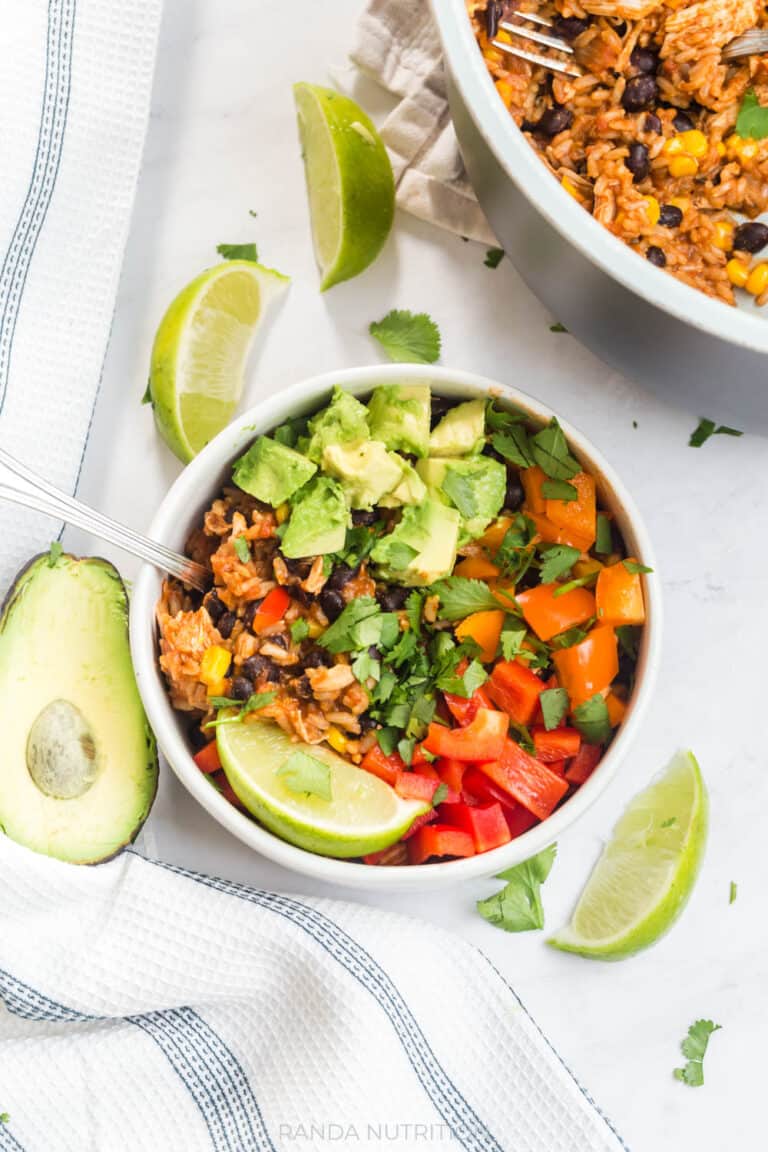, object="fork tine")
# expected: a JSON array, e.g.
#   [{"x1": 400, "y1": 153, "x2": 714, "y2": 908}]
[
  {"x1": 499, "y1": 19, "x2": 575, "y2": 54},
  {"x1": 491, "y1": 38, "x2": 582, "y2": 78},
  {"x1": 501, "y1": 12, "x2": 556, "y2": 30}
]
